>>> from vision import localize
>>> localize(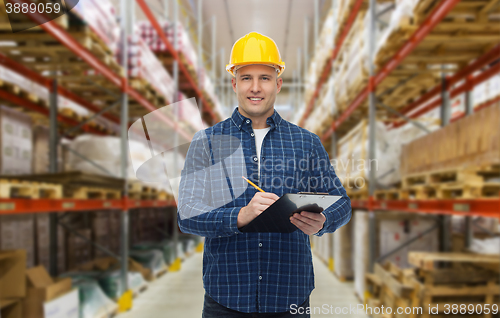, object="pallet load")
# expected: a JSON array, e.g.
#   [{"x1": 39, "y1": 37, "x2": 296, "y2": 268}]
[
  {"x1": 304, "y1": 5, "x2": 337, "y2": 106},
  {"x1": 366, "y1": 252, "x2": 500, "y2": 318},
  {"x1": 126, "y1": 33, "x2": 175, "y2": 109},
  {"x1": 334, "y1": 119, "x2": 400, "y2": 199},
  {"x1": 0, "y1": 106, "x2": 32, "y2": 175},
  {"x1": 400, "y1": 103, "x2": 500, "y2": 199},
  {"x1": 137, "y1": 20, "x2": 198, "y2": 73}
]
